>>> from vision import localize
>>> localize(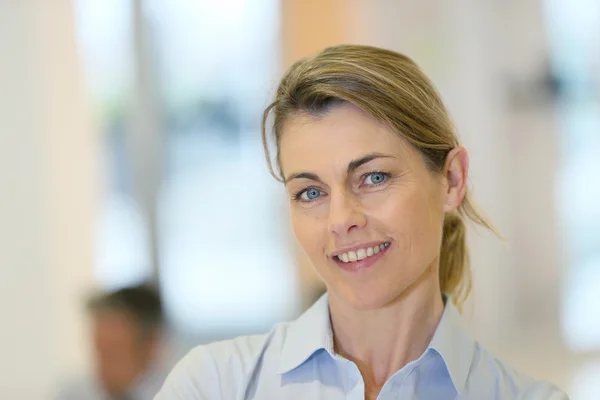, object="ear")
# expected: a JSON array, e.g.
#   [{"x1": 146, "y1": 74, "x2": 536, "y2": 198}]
[{"x1": 442, "y1": 147, "x2": 469, "y2": 213}]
